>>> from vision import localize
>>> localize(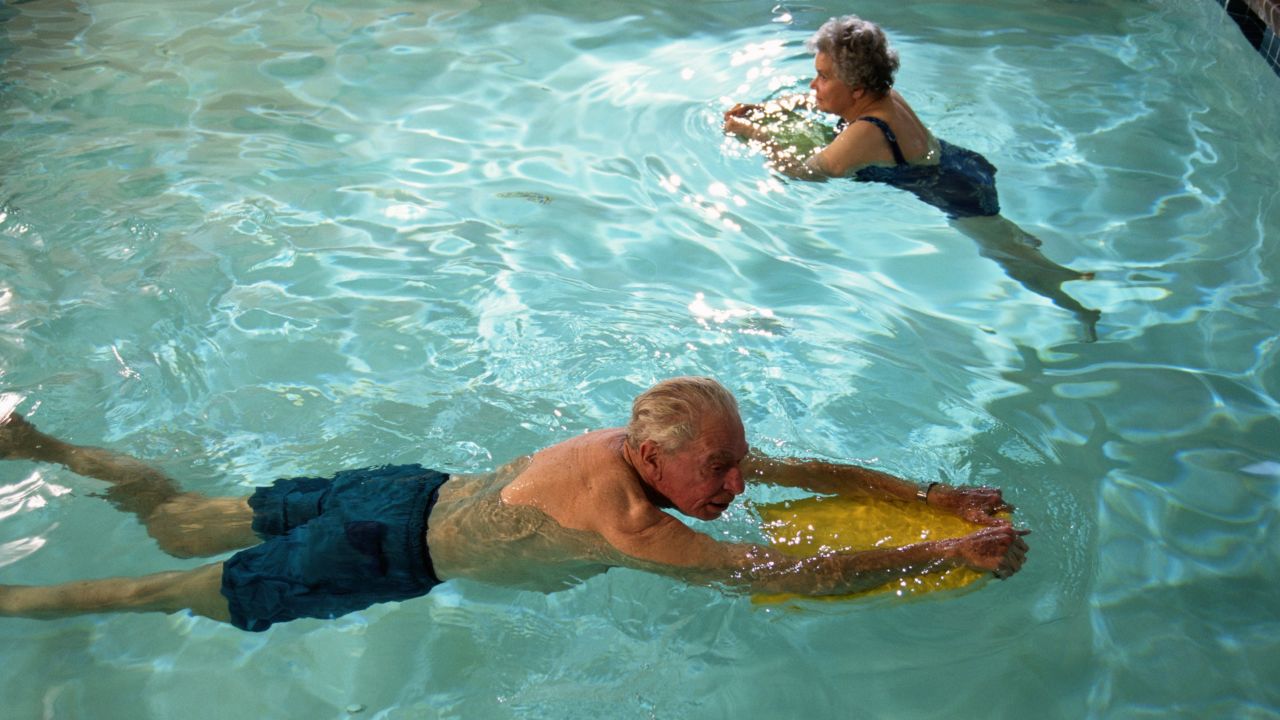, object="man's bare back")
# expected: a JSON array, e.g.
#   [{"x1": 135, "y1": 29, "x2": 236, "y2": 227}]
[
  {"x1": 425, "y1": 447, "x2": 631, "y2": 592},
  {"x1": 428, "y1": 424, "x2": 733, "y2": 591}
]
